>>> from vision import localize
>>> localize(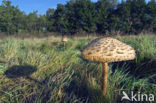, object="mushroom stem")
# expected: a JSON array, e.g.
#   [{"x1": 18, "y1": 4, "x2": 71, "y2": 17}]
[
  {"x1": 63, "y1": 42, "x2": 65, "y2": 49},
  {"x1": 101, "y1": 62, "x2": 108, "y2": 95}
]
